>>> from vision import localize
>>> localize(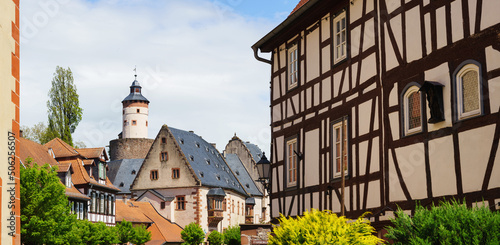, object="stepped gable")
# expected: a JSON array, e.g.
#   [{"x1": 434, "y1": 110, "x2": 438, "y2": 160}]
[
  {"x1": 225, "y1": 153, "x2": 262, "y2": 197},
  {"x1": 169, "y1": 127, "x2": 248, "y2": 196}
]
